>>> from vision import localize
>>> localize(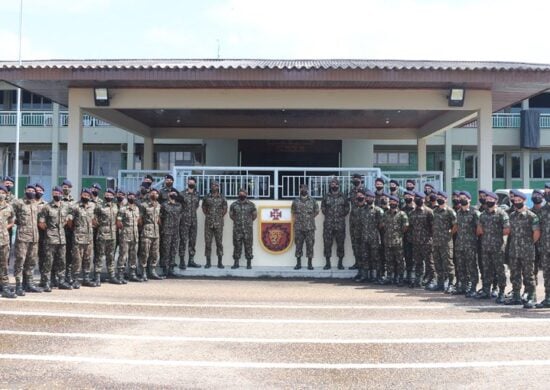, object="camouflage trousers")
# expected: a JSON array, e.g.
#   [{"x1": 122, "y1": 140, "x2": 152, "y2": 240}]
[
  {"x1": 481, "y1": 248, "x2": 506, "y2": 290},
  {"x1": 349, "y1": 220, "x2": 360, "y2": 258},
  {"x1": 179, "y1": 220, "x2": 198, "y2": 262},
  {"x1": 73, "y1": 242, "x2": 93, "y2": 276},
  {"x1": 433, "y1": 241, "x2": 455, "y2": 283},
  {"x1": 412, "y1": 243, "x2": 434, "y2": 280},
  {"x1": 96, "y1": 239, "x2": 116, "y2": 275},
  {"x1": 0, "y1": 244, "x2": 9, "y2": 287},
  {"x1": 509, "y1": 250, "x2": 536, "y2": 294},
  {"x1": 140, "y1": 237, "x2": 159, "y2": 268},
  {"x1": 360, "y1": 242, "x2": 380, "y2": 272},
  {"x1": 38, "y1": 232, "x2": 47, "y2": 276},
  {"x1": 295, "y1": 229, "x2": 314, "y2": 259},
  {"x1": 323, "y1": 226, "x2": 345, "y2": 259},
  {"x1": 205, "y1": 226, "x2": 223, "y2": 257},
  {"x1": 119, "y1": 239, "x2": 138, "y2": 270},
  {"x1": 233, "y1": 228, "x2": 253, "y2": 261},
  {"x1": 385, "y1": 245, "x2": 404, "y2": 276},
  {"x1": 14, "y1": 240, "x2": 38, "y2": 283},
  {"x1": 161, "y1": 233, "x2": 179, "y2": 267},
  {"x1": 65, "y1": 227, "x2": 74, "y2": 276},
  {"x1": 541, "y1": 250, "x2": 550, "y2": 294},
  {"x1": 403, "y1": 241, "x2": 413, "y2": 278},
  {"x1": 455, "y1": 247, "x2": 479, "y2": 289},
  {"x1": 43, "y1": 243, "x2": 66, "y2": 282}
]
